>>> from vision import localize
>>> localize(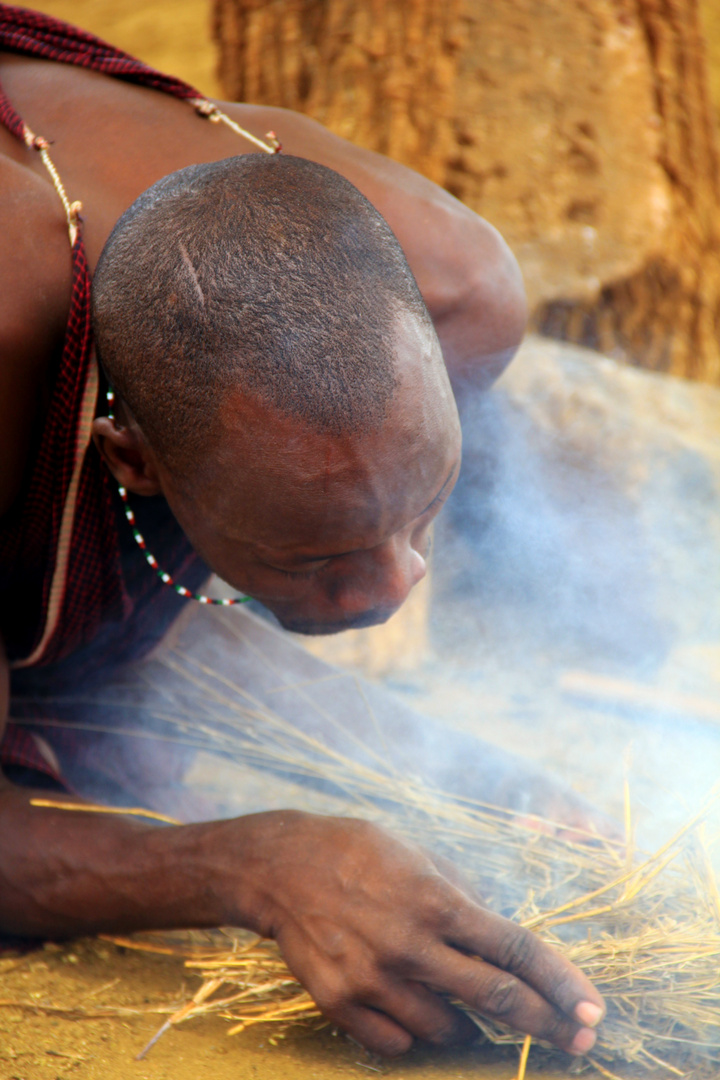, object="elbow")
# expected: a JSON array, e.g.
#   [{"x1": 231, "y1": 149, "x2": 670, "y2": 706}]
[
  {"x1": 477, "y1": 225, "x2": 528, "y2": 355},
  {"x1": 434, "y1": 218, "x2": 528, "y2": 393}
]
